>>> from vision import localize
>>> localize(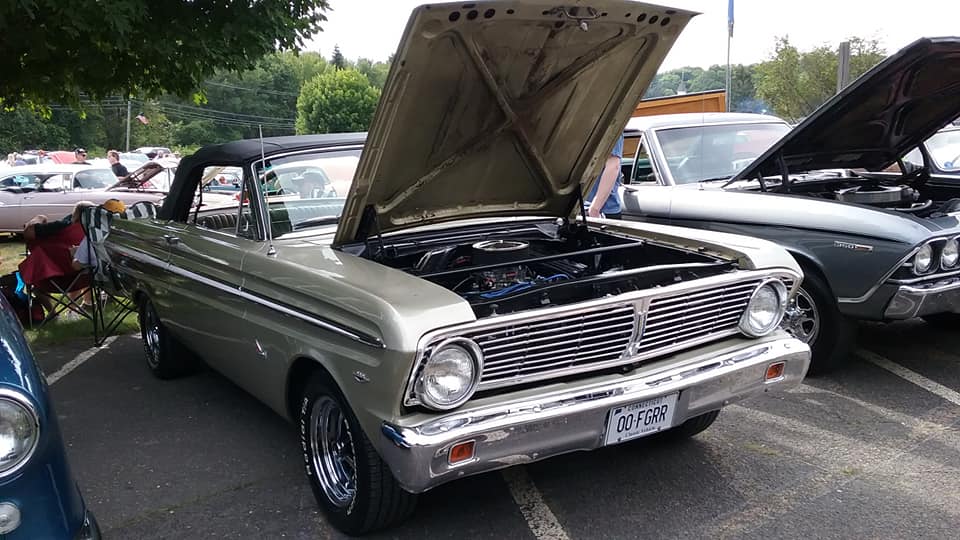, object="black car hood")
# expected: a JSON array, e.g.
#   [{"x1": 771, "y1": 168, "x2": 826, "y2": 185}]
[{"x1": 734, "y1": 37, "x2": 960, "y2": 181}]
